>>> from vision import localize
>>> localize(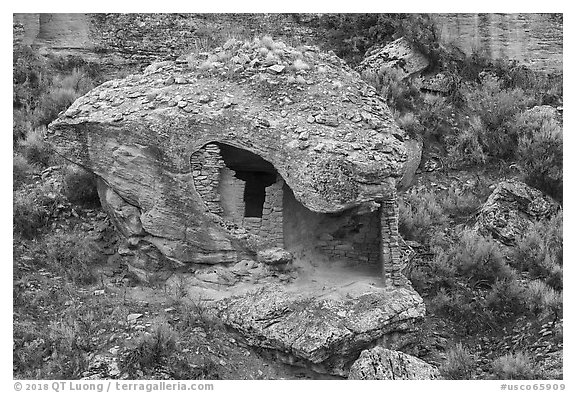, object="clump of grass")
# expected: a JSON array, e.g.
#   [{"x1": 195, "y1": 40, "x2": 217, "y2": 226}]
[
  {"x1": 510, "y1": 212, "x2": 563, "y2": 290},
  {"x1": 260, "y1": 35, "x2": 276, "y2": 51},
  {"x1": 120, "y1": 323, "x2": 177, "y2": 377},
  {"x1": 492, "y1": 352, "x2": 537, "y2": 380},
  {"x1": 13, "y1": 154, "x2": 38, "y2": 190},
  {"x1": 451, "y1": 230, "x2": 514, "y2": 286},
  {"x1": 398, "y1": 189, "x2": 449, "y2": 243},
  {"x1": 13, "y1": 187, "x2": 57, "y2": 239},
  {"x1": 18, "y1": 127, "x2": 52, "y2": 167},
  {"x1": 484, "y1": 279, "x2": 528, "y2": 319},
  {"x1": 524, "y1": 280, "x2": 562, "y2": 319},
  {"x1": 448, "y1": 115, "x2": 488, "y2": 166},
  {"x1": 39, "y1": 230, "x2": 103, "y2": 285},
  {"x1": 394, "y1": 111, "x2": 424, "y2": 139},
  {"x1": 513, "y1": 106, "x2": 563, "y2": 201},
  {"x1": 34, "y1": 69, "x2": 94, "y2": 127},
  {"x1": 440, "y1": 343, "x2": 477, "y2": 379},
  {"x1": 463, "y1": 78, "x2": 536, "y2": 160},
  {"x1": 291, "y1": 58, "x2": 310, "y2": 71}
]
